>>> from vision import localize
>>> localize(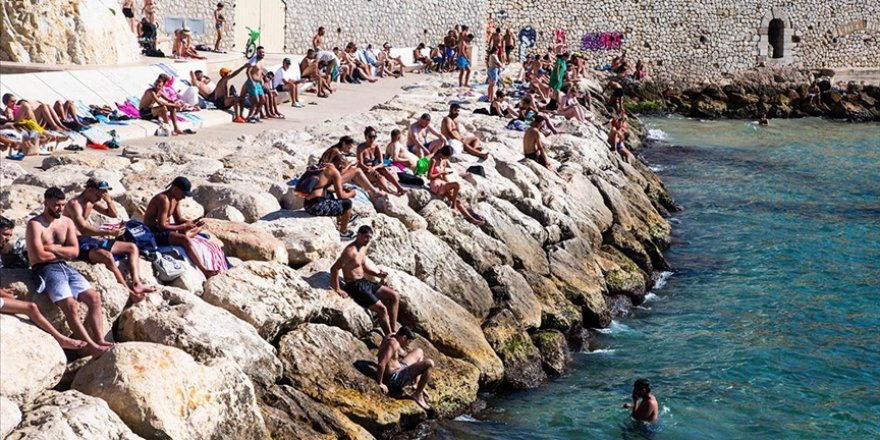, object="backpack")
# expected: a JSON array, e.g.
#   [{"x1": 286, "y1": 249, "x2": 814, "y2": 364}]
[
  {"x1": 293, "y1": 166, "x2": 325, "y2": 198},
  {"x1": 122, "y1": 220, "x2": 158, "y2": 253},
  {"x1": 146, "y1": 251, "x2": 185, "y2": 282}
]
